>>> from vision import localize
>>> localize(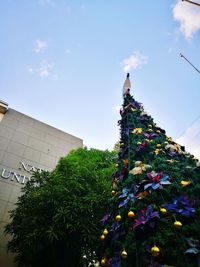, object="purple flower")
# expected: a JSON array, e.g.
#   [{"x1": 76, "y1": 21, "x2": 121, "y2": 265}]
[
  {"x1": 108, "y1": 252, "x2": 121, "y2": 267},
  {"x1": 118, "y1": 187, "x2": 137, "y2": 208},
  {"x1": 136, "y1": 142, "x2": 148, "y2": 153},
  {"x1": 142, "y1": 172, "x2": 171, "y2": 191},
  {"x1": 134, "y1": 205, "x2": 159, "y2": 229},
  {"x1": 143, "y1": 132, "x2": 158, "y2": 139},
  {"x1": 164, "y1": 196, "x2": 195, "y2": 217},
  {"x1": 185, "y1": 238, "x2": 200, "y2": 255},
  {"x1": 101, "y1": 213, "x2": 111, "y2": 225}
]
